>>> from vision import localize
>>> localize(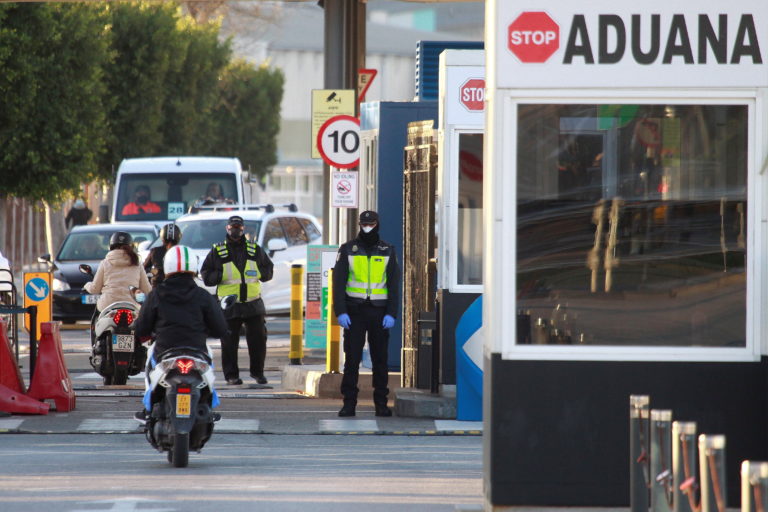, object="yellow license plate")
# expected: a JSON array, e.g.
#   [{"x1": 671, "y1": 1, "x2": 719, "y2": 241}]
[{"x1": 176, "y1": 393, "x2": 191, "y2": 417}]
